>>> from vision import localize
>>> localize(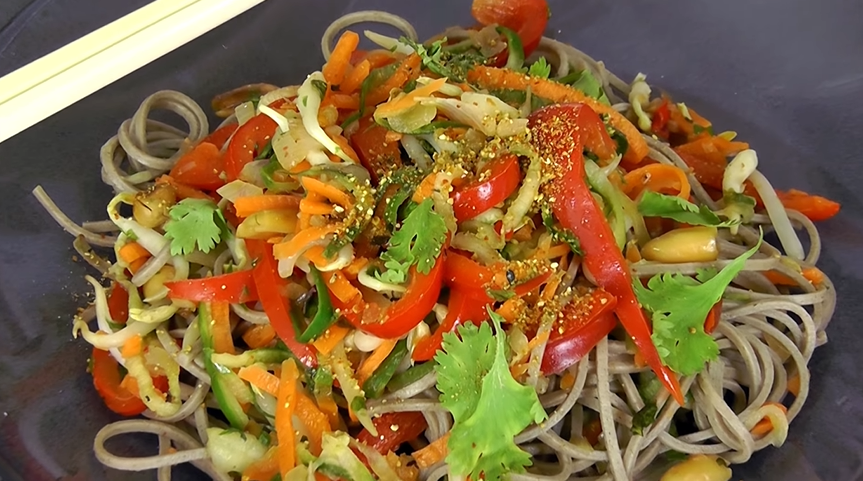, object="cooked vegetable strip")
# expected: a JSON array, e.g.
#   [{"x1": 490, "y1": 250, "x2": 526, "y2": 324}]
[
  {"x1": 468, "y1": 66, "x2": 649, "y2": 163},
  {"x1": 276, "y1": 359, "x2": 300, "y2": 477}
]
